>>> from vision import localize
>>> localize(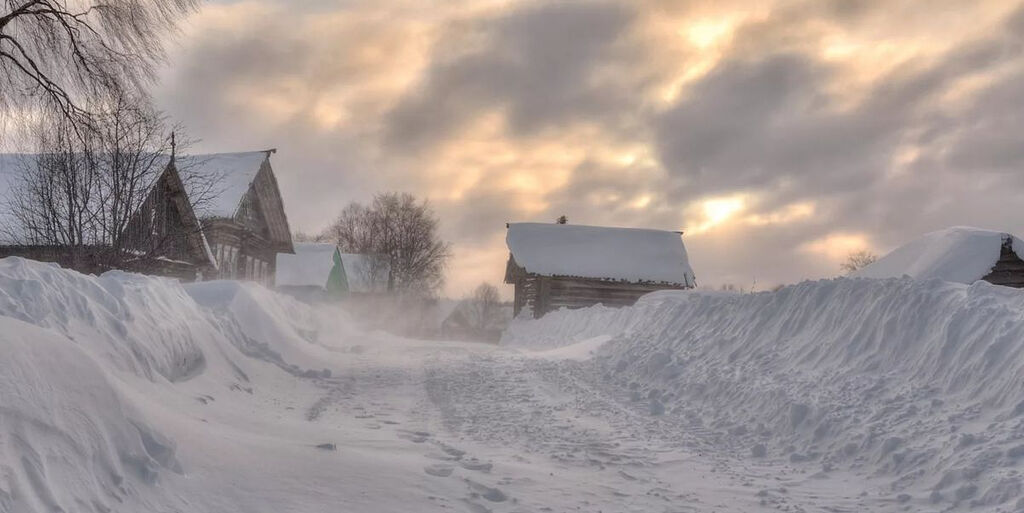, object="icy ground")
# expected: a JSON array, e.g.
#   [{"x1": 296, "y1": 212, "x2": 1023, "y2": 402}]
[{"x1": 3, "y1": 258, "x2": 1024, "y2": 512}]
